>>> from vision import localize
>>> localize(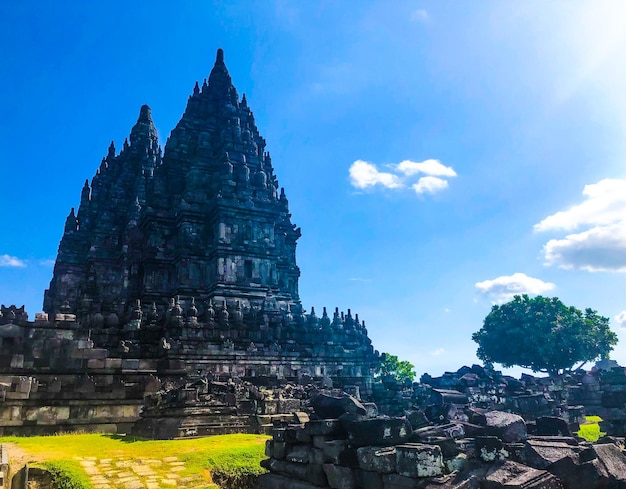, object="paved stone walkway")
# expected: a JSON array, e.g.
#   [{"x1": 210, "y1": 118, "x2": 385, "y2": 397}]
[{"x1": 75, "y1": 455, "x2": 212, "y2": 489}]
